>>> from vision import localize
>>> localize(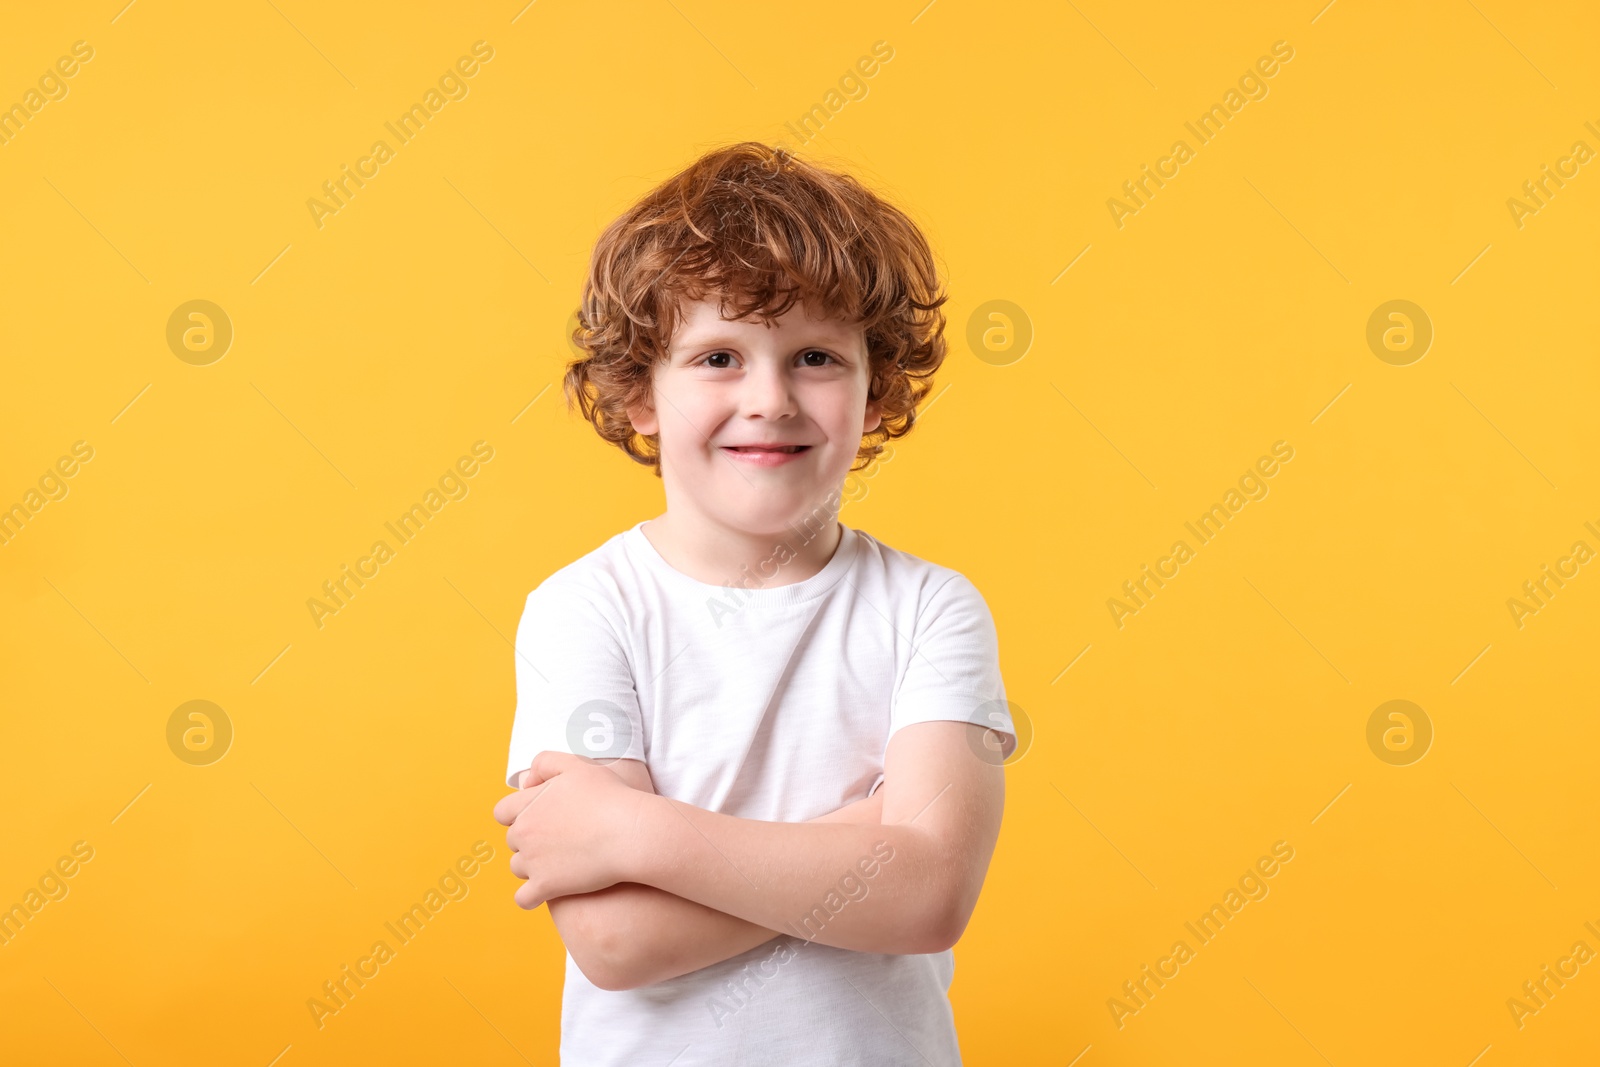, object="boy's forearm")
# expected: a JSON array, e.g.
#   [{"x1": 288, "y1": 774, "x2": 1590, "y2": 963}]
[
  {"x1": 552, "y1": 789, "x2": 884, "y2": 991},
  {"x1": 626, "y1": 794, "x2": 955, "y2": 956},
  {"x1": 548, "y1": 884, "x2": 775, "y2": 991}
]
